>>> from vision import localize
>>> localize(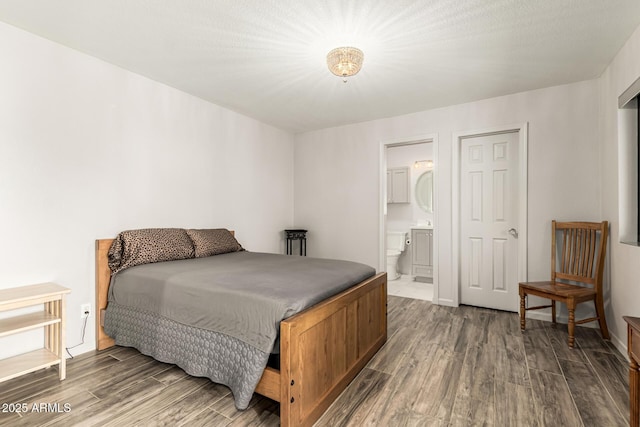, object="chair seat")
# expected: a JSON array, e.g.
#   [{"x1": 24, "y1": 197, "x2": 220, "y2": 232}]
[{"x1": 519, "y1": 281, "x2": 596, "y2": 299}]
